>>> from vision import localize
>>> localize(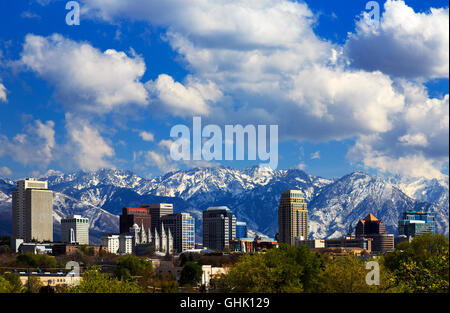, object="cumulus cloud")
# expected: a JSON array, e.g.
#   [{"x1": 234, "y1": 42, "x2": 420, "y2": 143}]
[
  {"x1": 139, "y1": 131, "x2": 155, "y2": 142},
  {"x1": 310, "y1": 151, "x2": 320, "y2": 160},
  {"x1": 0, "y1": 166, "x2": 12, "y2": 177},
  {"x1": 19, "y1": 34, "x2": 148, "y2": 114},
  {"x1": 345, "y1": 0, "x2": 449, "y2": 80},
  {"x1": 0, "y1": 83, "x2": 6, "y2": 102},
  {"x1": 26, "y1": 0, "x2": 449, "y2": 179},
  {"x1": 146, "y1": 74, "x2": 222, "y2": 117},
  {"x1": 348, "y1": 83, "x2": 449, "y2": 179},
  {"x1": 64, "y1": 114, "x2": 115, "y2": 171},
  {"x1": 0, "y1": 120, "x2": 56, "y2": 168}
]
